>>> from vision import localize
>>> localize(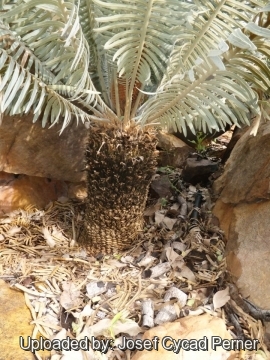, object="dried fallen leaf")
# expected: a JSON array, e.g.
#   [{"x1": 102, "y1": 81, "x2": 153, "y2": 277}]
[
  {"x1": 144, "y1": 200, "x2": 161, "y2": 216},
  {"x1": 7, "y1": 226, "x2": 21, "y2": 236},
  {"x1": 42, "y1": 227, "x2": 55, "y2": 247},
  {"x1": 180, "y1": 265, "x2": 196, "y2": 282},
  {"x1": 51, "y1": 328, "x2": 67, "y2": 340},
  {"x1": 120, "y1": 256, "x2": 134, "y2": 264},
  {"x1": 107, "y1": 259, "x2": 126, "y2": 268},
  {"x1": 170, "y1": 203, "x2": 180, "y2": 211},
  {"x1": 164, "y1": 287, "x2": 188, "y2": 307},
  {"x1": 52, "y1": 330, "x2": 90, "y2": 360},
  {"x1": 51, "y1": 225, "x2": 67, "y2": 242},
  {"x1": 155, "y1": 304, "x2": 178, "y2": 324},
  {"x1": 61, "y1": 350, "x2": 84, "y2": 360},
  {"x1": 71, "y1": 249, "x2": 88, "y2": 259},
  {"x1": 166, "y1": 247, "x2": 182, "y2": 264},
  {"x1": 255, "y1": 351, "x2": 268, "y2": 360},
  {"x1": 154, "y1": 211, "x2": 165, "y2": 225},
  {"x1": 172, "y1": 241, "x2": 187, "y2": 252},
  {"x1": 163, "y1": 216, "x2": 177, "y2": 230},
  {"x1": 112, "y1": 319, "x2": 142, "y2": 337},
  {"x1": 50, "y1": 355, "x2": 62, "y2": 360},
  {"x1": 87, "y1": 317, "x2": 141, "y2": 338},
  {"x1": 86, "y1": 281, "x2": 107, "y2": 298},
  {"x1": 81, "y1": 304, "x2": 94, "y2": 317},
  {"x1": 60, "y1": 281, "x2": 81, "y2": 310},
  {"x1": 87, "y1": 318, "x2": 111, "y2": 337},
  {"x1": 137, "y1": 255, "x2": 156, "y2": 267},
  {"x1": 189, "y1": 185, "x2": 197, "y2": 193},
  {"x1": 213, "y1": 286, "x2": 230, "y2": 310}
]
